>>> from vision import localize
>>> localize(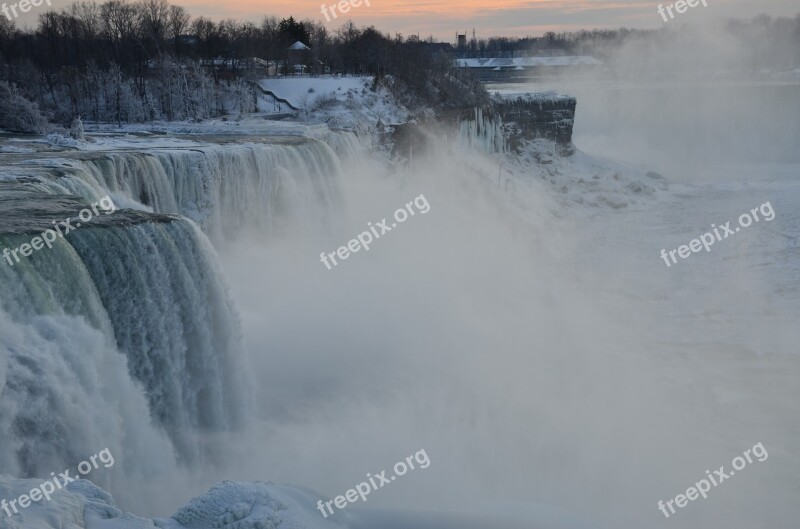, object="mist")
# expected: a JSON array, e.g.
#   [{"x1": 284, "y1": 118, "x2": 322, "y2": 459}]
[
  {"x1": 116, "y1": 117, "x2": 790, "y2": 529},
  {"x1": 175, "y1": 22, "x2": 800, "y2": 529},
  {"x1": 501, "y1": 18, "x2": 800, "y2": 176}
]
